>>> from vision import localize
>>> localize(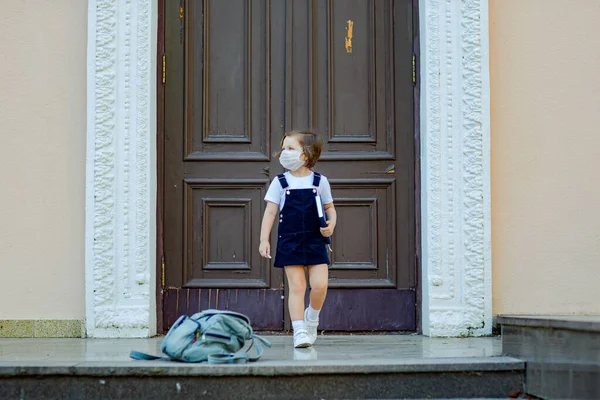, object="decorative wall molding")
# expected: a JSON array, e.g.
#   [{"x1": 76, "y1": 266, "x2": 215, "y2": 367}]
[
  {"x1": 85, "y1": 0, "x2": 157, "y2": 338},
  {"x1": 420, "y1": 0, "x2": 492, "y2": 336}
]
